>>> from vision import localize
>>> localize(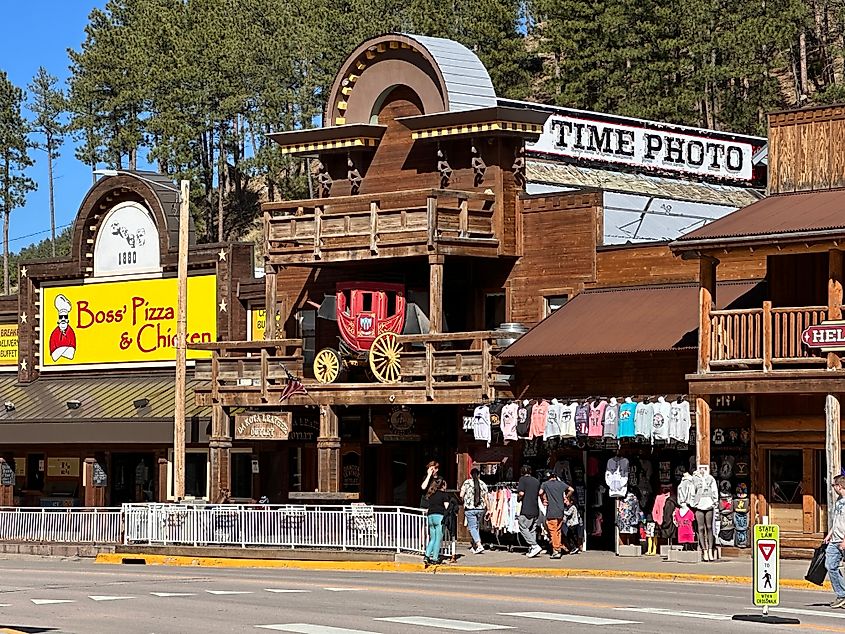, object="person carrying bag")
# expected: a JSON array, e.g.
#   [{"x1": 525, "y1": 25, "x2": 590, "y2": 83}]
[{"x1": 806, "y1": 542, "x2": 828, "y2": 586}]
